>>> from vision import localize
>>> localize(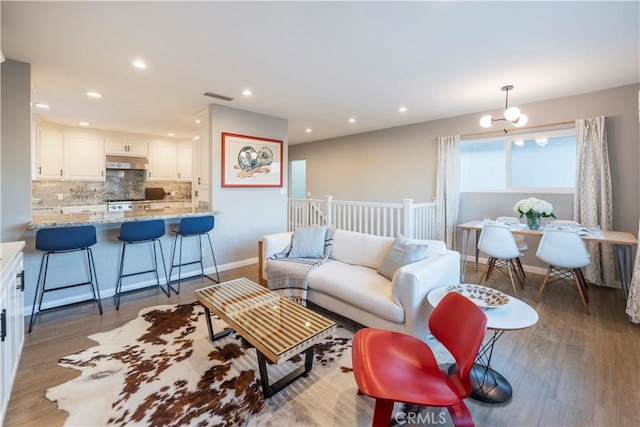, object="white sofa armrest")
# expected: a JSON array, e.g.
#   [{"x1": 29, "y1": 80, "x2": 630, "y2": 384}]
[
  {"x1": 259, "y1": 232, "x2": 293, "y2": 283},
  {"x1": 391, "y1": 250, "x2": 461, "y2": 341}
]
